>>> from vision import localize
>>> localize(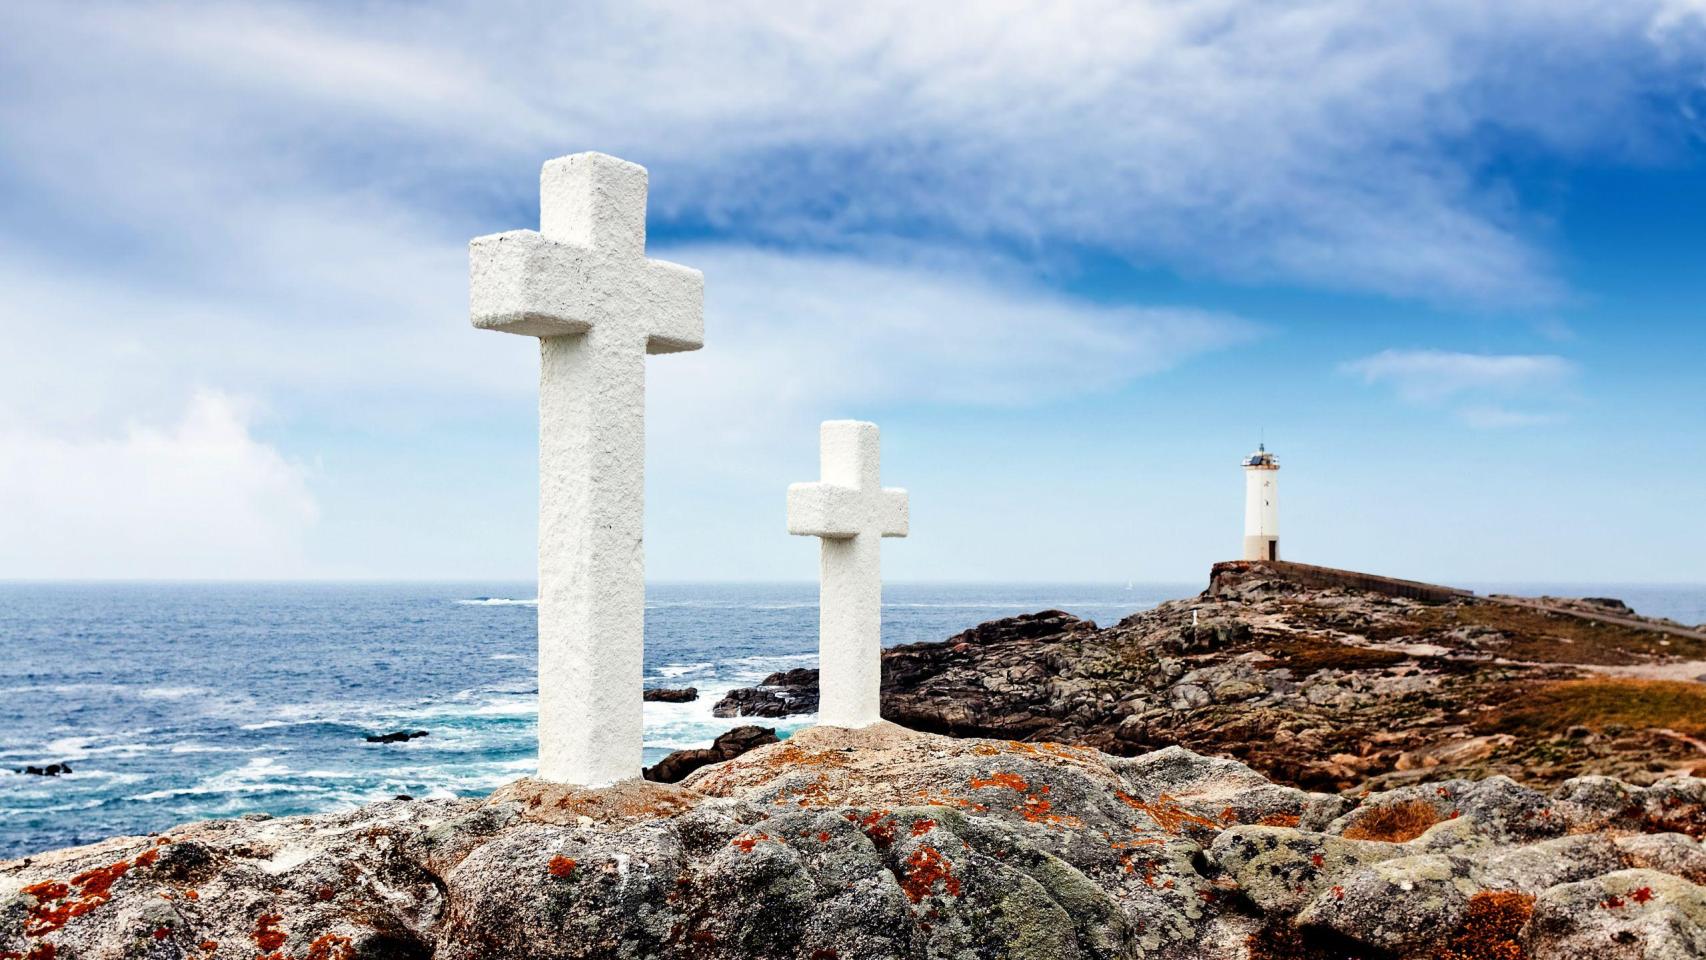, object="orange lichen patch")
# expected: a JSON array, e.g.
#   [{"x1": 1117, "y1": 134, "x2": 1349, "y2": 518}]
[
  {"x1": 790, "y1": 774, "x2": 839, "y2": 808},
  {"x1": 1340, "y1": 800, "x2": 1442, "y2": 842},
  {"x1": 905, "y1": 787, "x2": 988, "y2": 813},
  {"x1": 1437, "y1": 890, "x2": 1533, "y2": 960},
  {"x1": 762, "y1": 743, "x2": 853, "y2": 769},
  {"x1": 0, "y1": 943, "x2": 57, "y2": 960},
  {"x1": 304, "y1": 933, "x2": 355, "y2": 960},
  {"x1": 1017, "y1": 794, "x2": 1084, "y2": 828},
  {"x1": 1630, "y1": 886, "x2": 1655, "y2": 904},
  {"x1": 252, "y1": 913, "x2": 288, "y2": 955},
  {"x1": 200, "y1": 943, "x2": 218, "y2": 953},
  {"x1": 968, "y1": 772, "x2": 1030, "y2": 792},
  {"x1": 729, "y1": 832, "x2": 776, "y2": 854},
  {"x1": 21, "y1": 851, "x2": 150, "y2": 938},
  {"x1": 1115, "y1": 792, "x2": 1221, "y2": 835},
  {"x1": 133, "y1": 847, "x2": 160, "y2": 868},
  {"x1": 900, "y1": 846, "x2": 962, "y2": 903},
  {"x1": 845, "y1": 810, "x2": 898, "y2": 849},
  {"x1": 1258, "y1": 813, "x2": 1302, "y2": 827},
  {"x1": 152, "y1": 928, "x2": 172, "y2": 941},
  {"x1": 910, "y1": 819, "x2": 937, "y2": 837},
  {"x1": 547, "y1": 855, "x2": 577, "y2": 878},
  {"x1": 185, "y1": 889, "x2": 200, "y2": 901}
]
